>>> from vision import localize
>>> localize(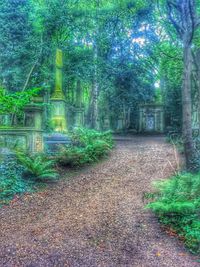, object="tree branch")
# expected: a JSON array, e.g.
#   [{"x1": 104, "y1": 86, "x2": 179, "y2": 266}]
[
  {"x1": 22, "y1": 34, "x2": 44, "y2": 92},
  {"x1": 167, "y1": 0, "x2": 184, "y2": 38}
]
